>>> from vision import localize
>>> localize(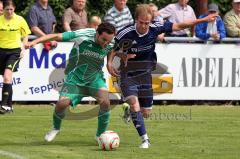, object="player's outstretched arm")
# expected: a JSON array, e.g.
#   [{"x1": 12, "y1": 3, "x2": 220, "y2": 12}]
[
  {"x1": 172, "y1": 13, "x2": 218, "y2": 31},
  {"x1": 25, "y1": 33, "x2": 63, "y2": 49}
]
